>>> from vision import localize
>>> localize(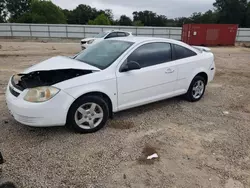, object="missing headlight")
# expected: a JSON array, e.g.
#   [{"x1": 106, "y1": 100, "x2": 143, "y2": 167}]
[{"x1": 12, "y1": 69, "x2": 93, "y2": 90}]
